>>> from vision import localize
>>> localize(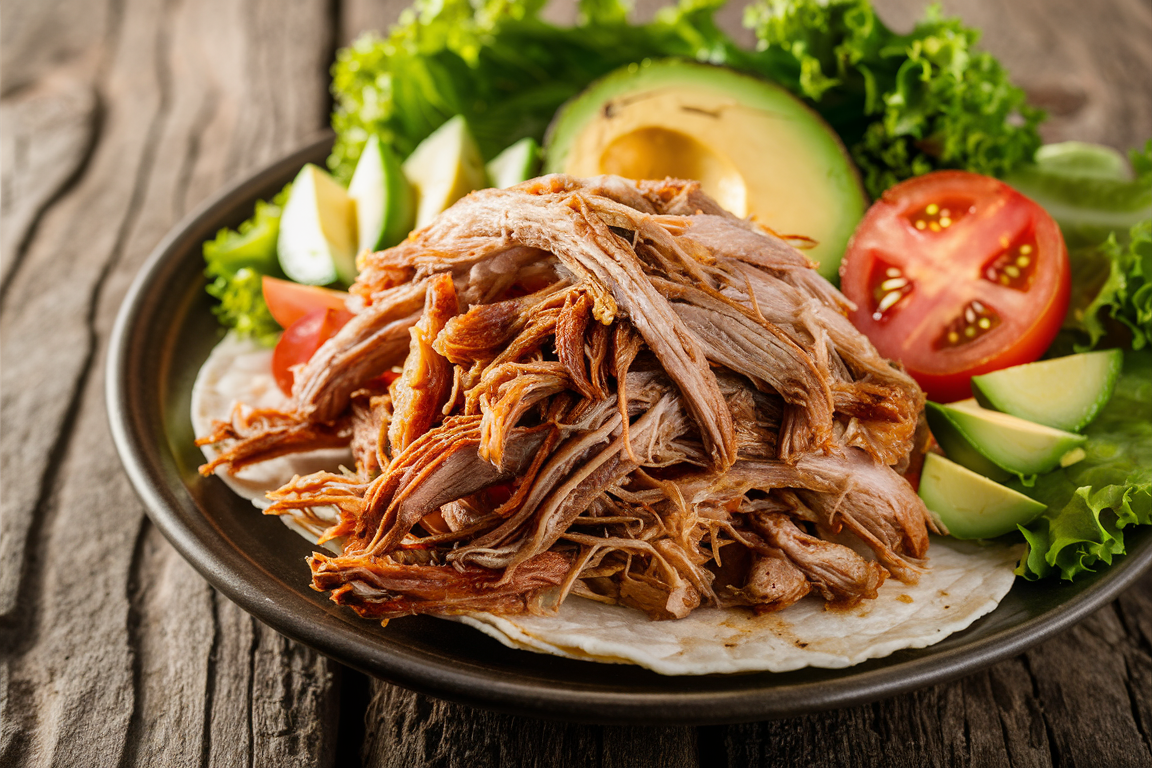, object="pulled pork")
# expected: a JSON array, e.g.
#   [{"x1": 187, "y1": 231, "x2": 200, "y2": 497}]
[{"x1": 199, "y1": 175, "x2": 935, "y2": 622}]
